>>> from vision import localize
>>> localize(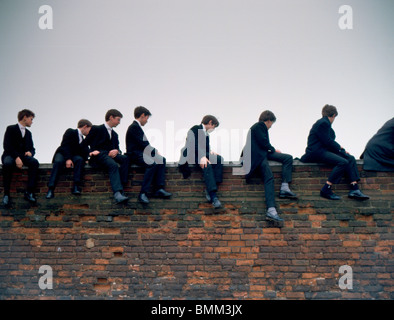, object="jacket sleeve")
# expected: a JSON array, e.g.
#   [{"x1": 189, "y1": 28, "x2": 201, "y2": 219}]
[
  {"x1": 26, "y1": 131, "x2": 36, "y2": 157},
  {"x1": 126, "y1": 124, "x2": 156, "y2": 154},
  {"x1": 59, "y1": 129, "x2": 74, "y2": 160},
  {"x1": 189, "y1": 126, "x2": 209, "y2": 163},
  {"x1": 3, "y1": 126, "x2": 20, "y2": 159},
  {"x1": 253, "y1": 124, "x2": 275, "y2": 153},
  {"x1": 112, "y1": 131, "x2": 121, "y2": 153},
  {"x1": 316, "y1": 120, "x2": 342, "y2": 152}
]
